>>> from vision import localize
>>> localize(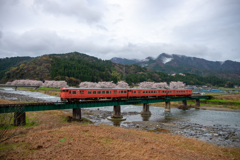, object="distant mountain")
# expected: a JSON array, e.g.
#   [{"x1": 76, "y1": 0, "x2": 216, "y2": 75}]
[
  {"x1": 0, "y1": 52, "x2": 238, "y2": 87},
  {"x1": 110, "y1": 53, "x2": 240, "y2": 80},
  {"x1": 110, "y1": 57, "x2": 140, "y2": 65}
]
